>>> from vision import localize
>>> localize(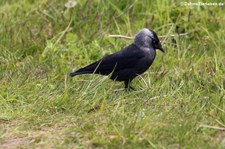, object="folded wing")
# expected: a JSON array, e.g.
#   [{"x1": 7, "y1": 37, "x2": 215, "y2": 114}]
[{"x1": 70, "y1": 44, "x2": 144, "y2": 77}]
